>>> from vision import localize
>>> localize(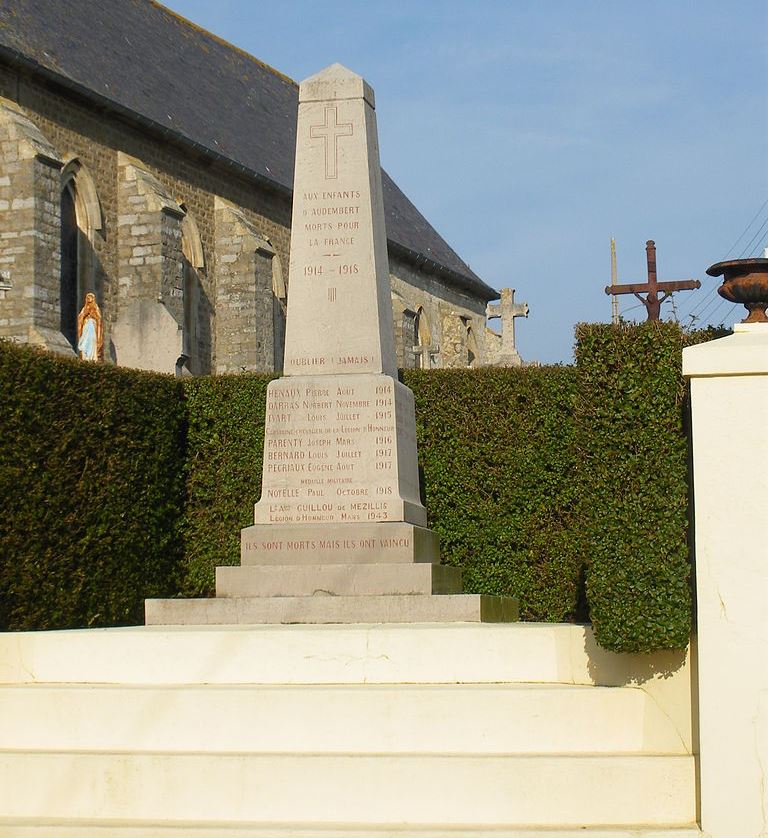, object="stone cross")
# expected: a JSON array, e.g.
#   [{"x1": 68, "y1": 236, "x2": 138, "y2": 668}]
[
  {"x1": 412, "y1": 343, "x2": 439, "y2": 369},
  {"x1": 604, "y1": 240, "x2": 700, "y2": 322},
  {"x1": 486, "y1": 288, "x2": 528, "y2": 366}
]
